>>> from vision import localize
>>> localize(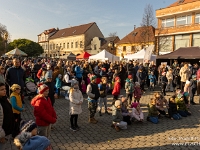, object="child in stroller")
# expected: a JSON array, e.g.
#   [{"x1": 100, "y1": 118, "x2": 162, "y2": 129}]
[{"x1": 25, "y1": 77, "x2": 37, "y2": 100}]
